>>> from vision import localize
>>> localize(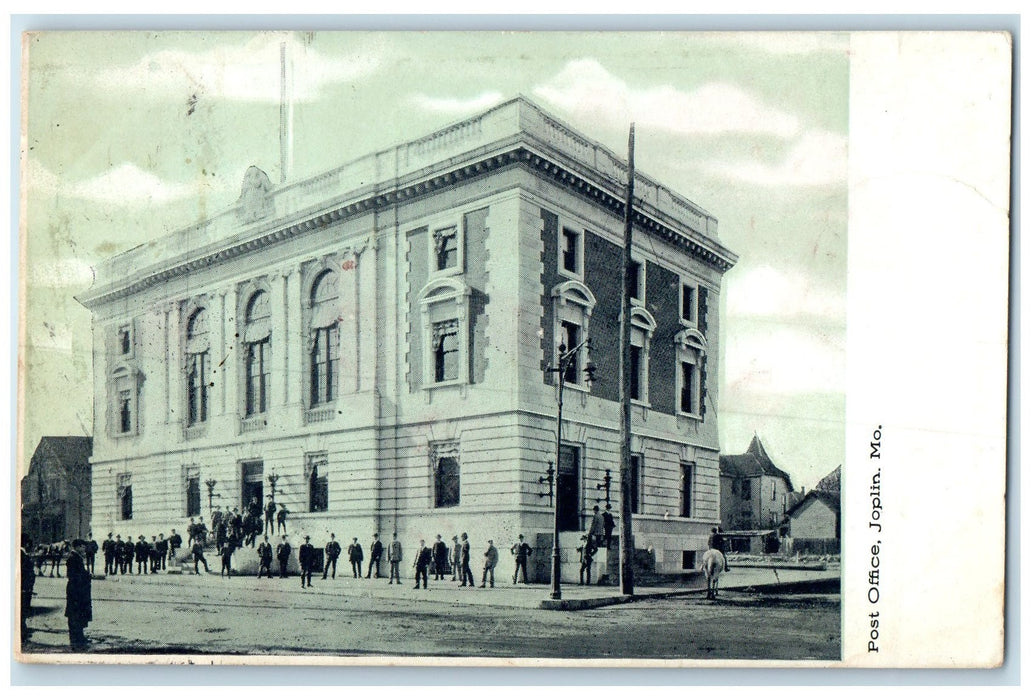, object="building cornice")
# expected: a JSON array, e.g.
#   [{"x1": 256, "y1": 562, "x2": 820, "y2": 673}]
[{"x1": 78, "y1": 146, "x2": 737, "y2": 309}]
